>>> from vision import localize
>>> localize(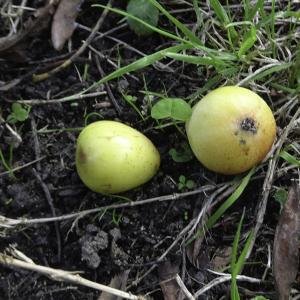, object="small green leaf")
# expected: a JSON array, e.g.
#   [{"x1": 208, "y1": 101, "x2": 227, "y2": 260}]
[
  {"x1": 127, "y1": 0, "x2": 159, "y2": 36},
  {"x1": 186, "y1": 180, "x2": 195, "y2": 189},
  {"x1": 124, "y1": 95, "x2": 137, "y2": 102},
  {"x1": 168, "y1": 143, "x2": 194, "y2": 163},
  {"x1": 151, "y1": 98, "x2": 192, "y2": 121},
  {"x1": 7, "y1": 103, "x2": 30, "y2": 124},
  {"x1": 179, "y1": 175, "x2": 186, "y2": 183},
  {"x1": 12, "y1": 103, "x2": 29, "y2": 121},
  {"x1": 250, "y1": 296, "x2": 269, "y2": 300},
  {"x1": 178, "y1": 183, "x2": 184, "y2": 190},
  {"x1": 274, "y1": 189, "x2": 288, "y2": 208}
]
